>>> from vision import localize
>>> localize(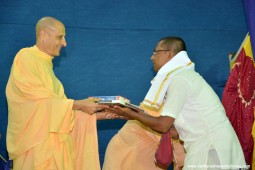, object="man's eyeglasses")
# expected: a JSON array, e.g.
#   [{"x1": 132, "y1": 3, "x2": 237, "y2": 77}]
[{"x1": 153, "y1": 49, "x2": 171, "y2": 55}]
